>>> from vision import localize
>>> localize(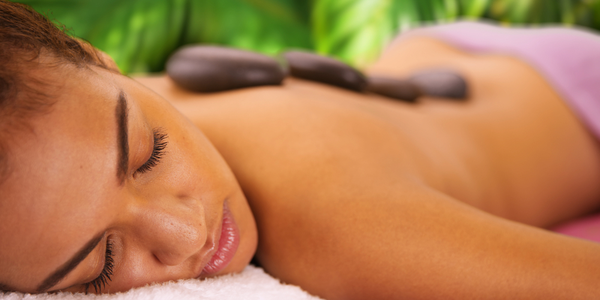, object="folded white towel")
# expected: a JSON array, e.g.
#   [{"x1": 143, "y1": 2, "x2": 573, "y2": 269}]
[{"x1": 1, "y1": 266, "x2": 322, "y2": 300}]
